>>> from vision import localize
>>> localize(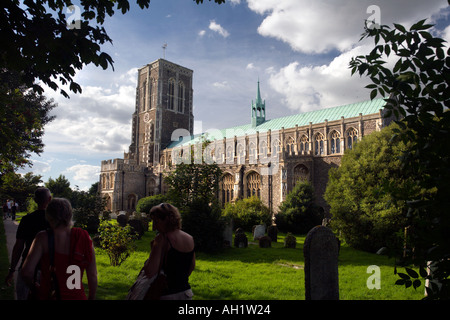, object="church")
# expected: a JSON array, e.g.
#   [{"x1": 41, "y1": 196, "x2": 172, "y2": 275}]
[{"x1": 99, "y1": 58, "x2": 393, "y2": 217}]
